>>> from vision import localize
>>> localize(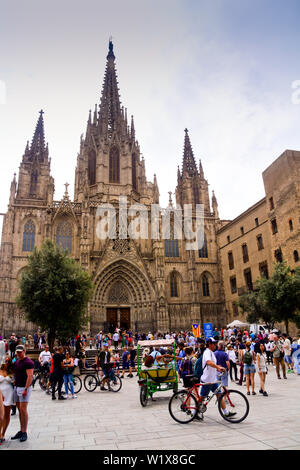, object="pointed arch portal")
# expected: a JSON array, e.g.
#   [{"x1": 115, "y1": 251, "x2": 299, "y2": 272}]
[{"x1": 90, "y1": 259, "x2": 156, "y2": 333}]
